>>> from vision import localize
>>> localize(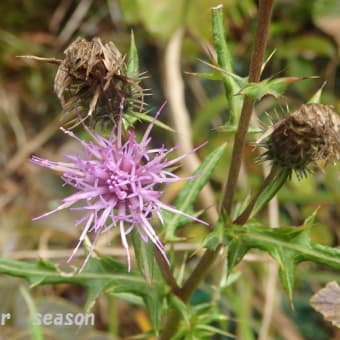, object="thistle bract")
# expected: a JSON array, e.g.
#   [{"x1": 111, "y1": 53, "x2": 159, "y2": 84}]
[
  {"x1": 31, "y1": 105, "x2": 206, "y2": 270},
  {"x1": 260, "y1": 103, "x2": 340, "y2": 178},
  {"x1": 55, "y1": 37, "x2": 143, "y2": 127}
]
